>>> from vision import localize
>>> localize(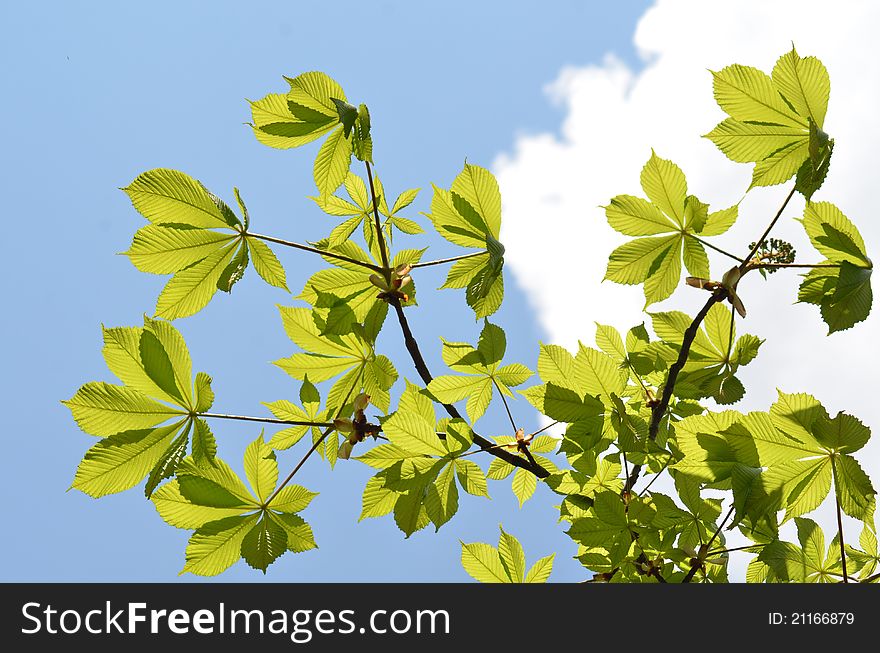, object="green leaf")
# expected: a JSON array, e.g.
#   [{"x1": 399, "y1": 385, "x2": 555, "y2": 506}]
[
  {"x1": 525, "y1": 554, "x2": 555, "y2": 583},
  {"x1": 193, "y1": 372, "x2": 215, "y2": 413},
  {"x1": 640, "y1": 152, "x2": 687, "y2": 227},
  {"x1": 460, "y1": 542, "x2": 510, "y2": 583},
  {"x1": 454, "y1": 459, "x2": 489, "y2": 497},
  {"x1": 511, "y1": 467, "x2": 537, "y2": 507},
  {"x1": 393, "y1": 487, "x2": 430, "y2": 537},
  {"x1": 286, "y1": 71, "x2": 346, "y2": 121},
  {"x1": 605, "y1": 234, "x2": 678, "y2": 285},
  {"x1": 772, "y1": 46, "x2": 829, "y2": 128},
  {"x1": 313, "y1": 124, "x2": 353, "y2": 196},
  {"x1": 711, "y1": 64, "x2": 804, "y2": 128},
  {"x1": 177, "y1": 456, "x2": 257, "y2": 507},
  {"x1": 574, "y1": 345, "x2": 626, "y2": 401},
  {"x1": 144, "y1": 420, "x2": 191, "y2": 498},
  {"x1": 71, "y1": 420, "x2": 186, "y2": 497},
  {"x1": 152, "y1": 479, "x2": 252, "y2": 530},
  {"x1": 359, "y1": 474, "x2": 399, "y2": 521},
  {"x1": 123, "y1": 169, "x2": 237, "y2": 231},
  {"x1": 216, "y1": 241, "x2": 249, "y2": 293},
  {"x1": 143, "y1": 317, "x2": 194, "y2": 408},
  {"x1": 497, "y1": 526, "x2": 527, "y2": 582},
  {"x1": 101, "y1": 325, "x2": 179, "y2": 406},
  {"x1": 704, "y1": 119, "x2": 805, "y2": 164},
  {"x1": 802, "y1": 202, "x2": 869, "y2": 266},
  {"x1": 269, "y1": 512, "x2": 317, "y2": 553},
  {"x1": 191, "y1": 417, "x2": 216, "y2": 465},
  {"x1": 451, "y1": 163, "x2": 501, "y2": 238},
  {"x1": 425, "y1": 463, "x2": 459, "y2": 530},
  {"x1": 247, "y1": 238, "x2": 288, "y2": 291},
  {"x1": 241, "y1": 515, "x2": 288, "y2": 573},
  {"x1": 383, "y1": 409, "x2": 446, "y2": 457},
  {"x1": 699, "y1": 205, "x2": 738, "y2": 237},
  {"x1": 155, "y1": 244, "x2": 237, "y2": 319},
  {"x1": 834, "y1": 456, "x2": 876, "y2": 522},
  {"x1": 243, "y1": 435, "x2": 278, "y2": 504},
  {"x1": 249, "y1": 93, "x2": 332, "y2": 149},
  {"x1": 182, "y1": 514, "x2": 259, "y2": 576},
  {"x1": 125, "y1": 225, "x2": 235, "y2": 274},
  {"x1": 64, "y1": 382, "x2": 184, "y2": 437}
]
